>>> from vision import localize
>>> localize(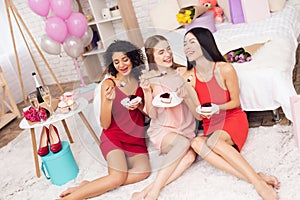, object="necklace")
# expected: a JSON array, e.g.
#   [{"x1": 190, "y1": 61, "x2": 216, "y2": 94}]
[{"x1": 119, "y1": 81, "x2": 126, "y2": 87}]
